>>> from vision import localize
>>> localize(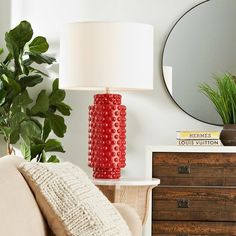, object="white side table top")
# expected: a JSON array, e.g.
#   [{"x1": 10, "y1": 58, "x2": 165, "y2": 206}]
[{"x1": 93, "y1": 178, "x2": 160, "y2": 186}]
